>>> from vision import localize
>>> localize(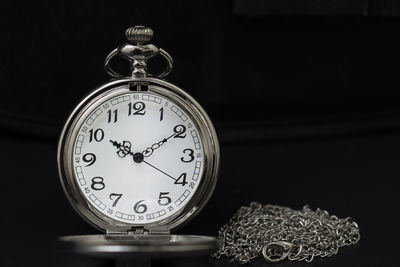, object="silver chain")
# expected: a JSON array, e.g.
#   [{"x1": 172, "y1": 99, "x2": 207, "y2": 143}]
[{"x1": 211, "y1": 202, "x2": 360, "y2": 264}]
